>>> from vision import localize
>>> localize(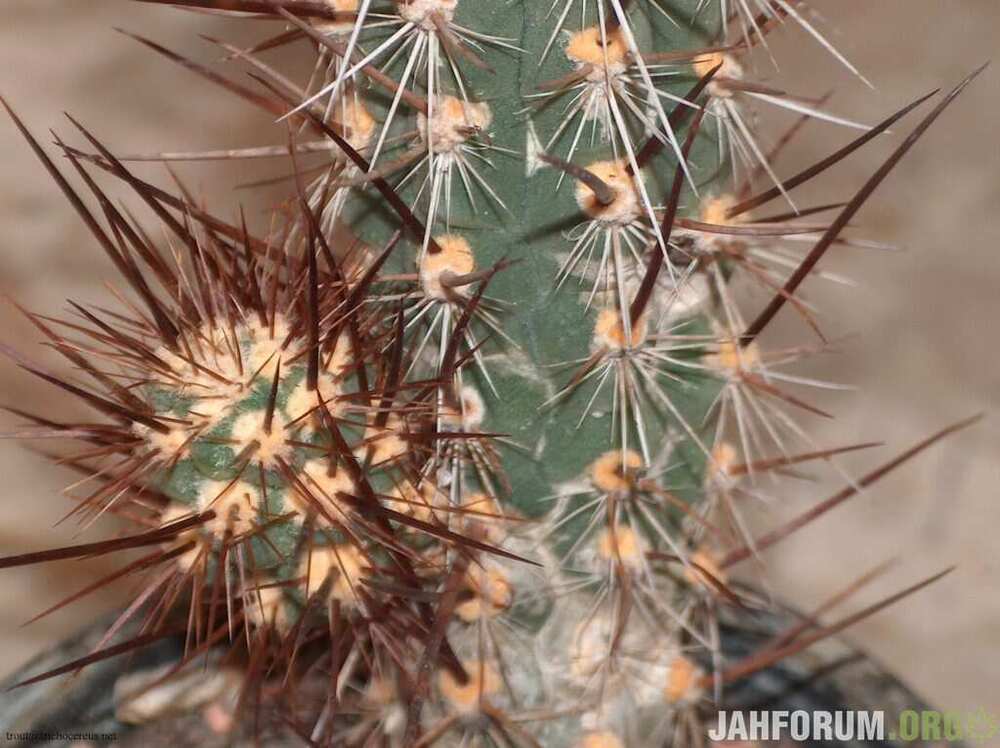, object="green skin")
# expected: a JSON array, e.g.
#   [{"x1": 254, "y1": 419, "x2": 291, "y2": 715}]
[
  {"x1": 150, "y1": 352, "x2": 322, "y2": 585},
  {"x1": 152, "y1": 0, "x2": 726, "y2": 620},
  {"x1": 344, "y1": 2, "x2": 726, "y2": 518}
]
